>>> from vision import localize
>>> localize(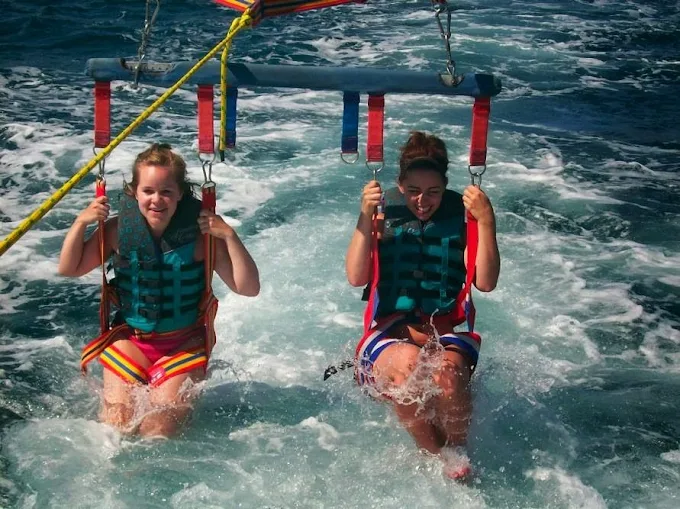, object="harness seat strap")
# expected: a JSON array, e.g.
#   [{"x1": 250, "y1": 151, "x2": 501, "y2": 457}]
[
  {"x1": 99, "y1": 343, "x2": 148, "y2": 384},
  {"x1": 81, "y1": 323, "x2": 130, "y2": 373},
  {"x1": 148, "y1": 346, "x2": 208, "y2": 387}
]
